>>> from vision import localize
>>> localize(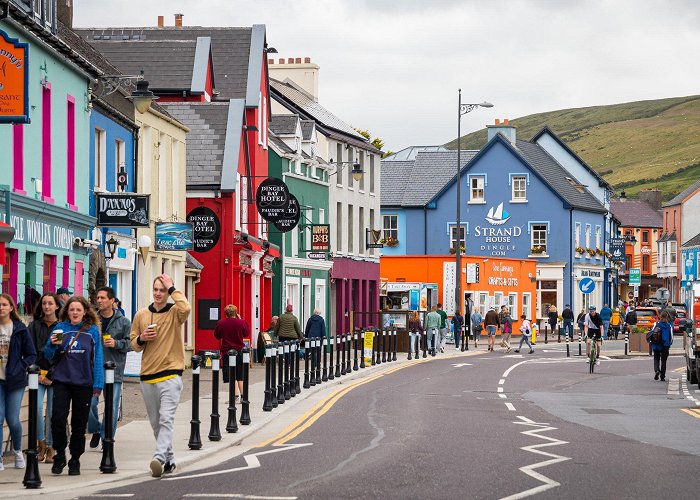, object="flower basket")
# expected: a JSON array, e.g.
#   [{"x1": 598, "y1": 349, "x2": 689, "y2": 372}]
[
  {"x1": 530, "y1": 246, "x2": 546, "y2": 255},
  {"x1": 575, "y1": 246, "x2": 585, "y2": 255},
  {"x1": 380, "y1": 237, "x2": 399, "y2": 247},
  {"x1": 595, "y1": 247, "x2": 604, "y2": 256},
  {"x1": 586, "y1": 248, "x2": 596, "y2": 257}
]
